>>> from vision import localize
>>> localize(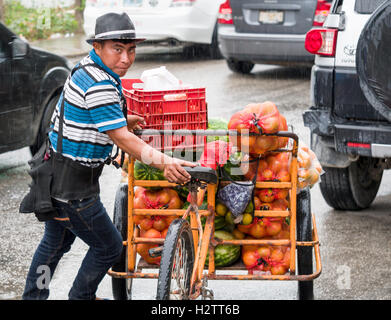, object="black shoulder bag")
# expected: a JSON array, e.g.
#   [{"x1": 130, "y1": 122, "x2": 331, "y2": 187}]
[{"x1": 19, "y1": 136, "x2": 58, "y2": 221}]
